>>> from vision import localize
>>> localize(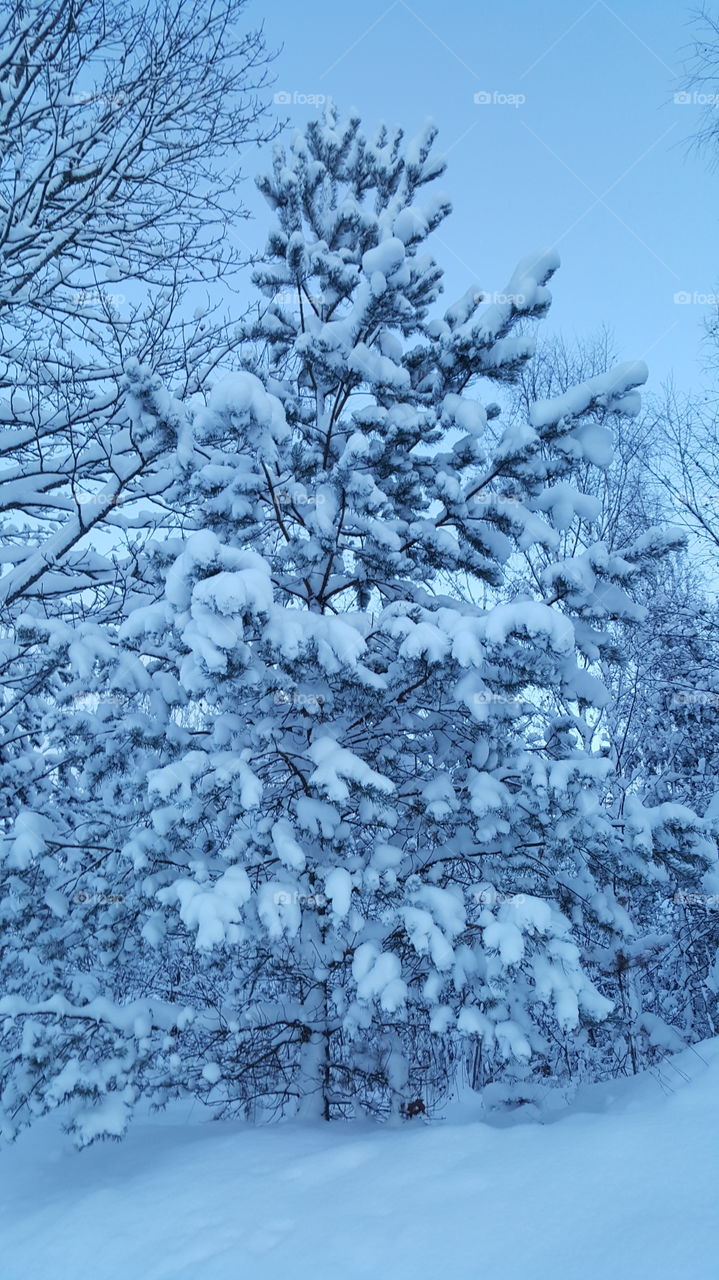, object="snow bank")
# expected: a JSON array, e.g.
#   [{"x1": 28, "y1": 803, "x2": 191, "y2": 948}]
[{"x1": 1, "y1": 1040, "x2": 718, "y2": 1279}]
